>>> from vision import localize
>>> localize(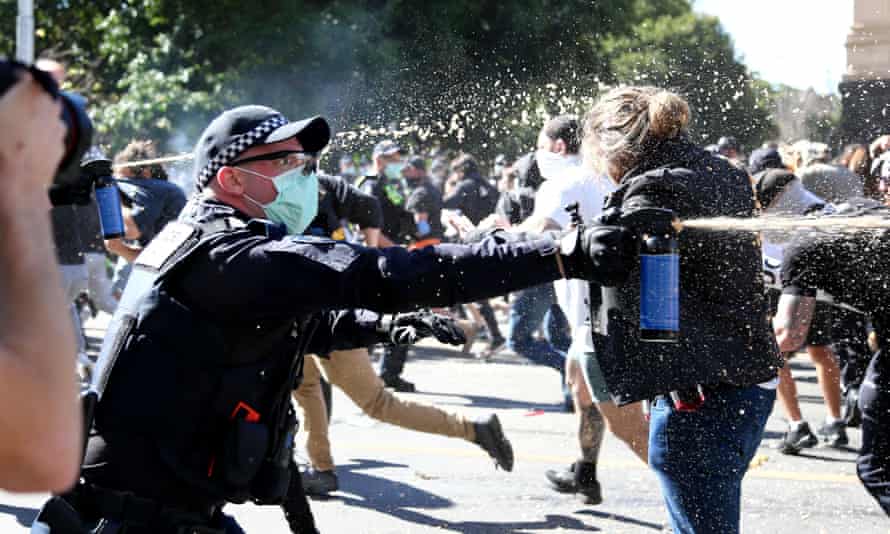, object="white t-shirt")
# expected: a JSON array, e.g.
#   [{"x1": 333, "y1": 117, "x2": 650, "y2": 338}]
[{"x1": 532, "y1": 165, "x2": 615, "y2": 352}]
